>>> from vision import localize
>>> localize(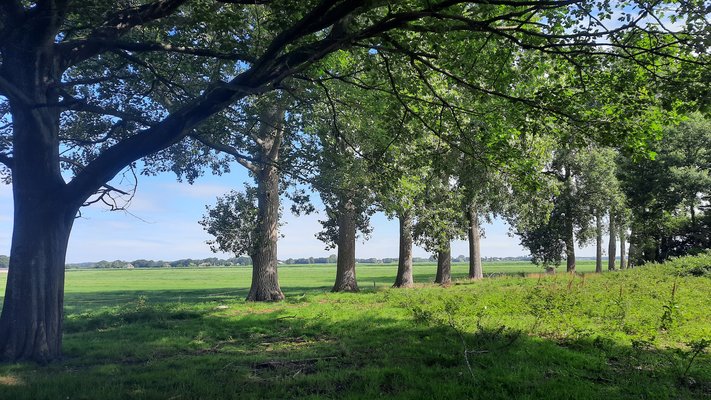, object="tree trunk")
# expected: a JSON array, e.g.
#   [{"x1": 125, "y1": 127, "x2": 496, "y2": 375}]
[
  {"x1": 563, "y1": 166, "x2": 575, "y2": 273},
  {"x1": 435, "y1": 241, "x2": 452, "y2": 285},
  {"x1": 0, "y1": 201, "x2": 76, "y2": 363},
  {"x1": 0, "y1": 68, "x2": 78, "y2": 361},
  {"x1": 393, "y1": 211, "x2": 414, "y2": 288},
  {"x1": 246, "y1": 105, "x2": 284, "y2": 301},
  {"x1": 565, "y1": 212, "x2": 576, "y2": 273},
  {"x1": 595, "y1": 214, "x2": 603, "y2": 273},
  {"x1": 467, "y1": 204, "x2": 483, "y2": 280},
  {"x1": 619, "y1": 228, "x2": 627, "y2": 270},
  {"x1": 246, "y1": 163, "x2": 284, "y2": 301},
  {"x1": 608, "y1": 216, "x2": 616, "y2": 271},
  {"x1": 627, "y1": 229, "x2": 636, "y2": 268},
  {"x1": 332, "y1": 198, "x2": 358, "y2": 292}
]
